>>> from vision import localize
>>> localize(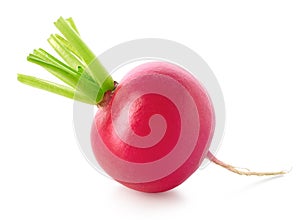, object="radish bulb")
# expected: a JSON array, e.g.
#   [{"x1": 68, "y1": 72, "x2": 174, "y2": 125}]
[
  {"x1": 91, "y1": 61, "x2": 215, "y2": 192},
  {"x1": 18, "y1": 17, "x2": 287, "y2": 193}
]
